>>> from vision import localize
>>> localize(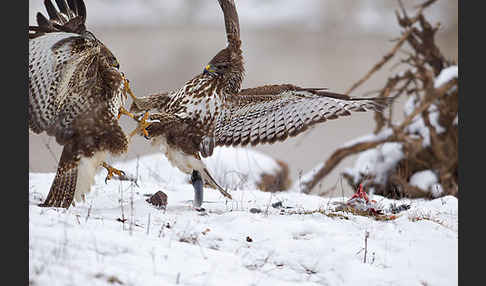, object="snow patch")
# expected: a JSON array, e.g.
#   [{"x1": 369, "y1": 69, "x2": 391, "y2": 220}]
[
  {"x1": 434, "y1": 65, "x2": 458, "y2": 89},
  {"x1": 204, "y1": 147, "x2": 281, "y2": 190},
  {"x1": 410, "y1": 170, "x2": 438, "y2": 190},
  {"x1": 404, "y1": 97, "x2": 446, "y2": 147},
  {"x1": 409, "y1": 170, "x2": 444, "y2": 198},
  {"x1": 428, "y1": 104, "x2": 446, "y2": 133},
  {"x1": 29, "y1": 153, "x2": 459, "y2": 286},
  {"x1": 344, "y1": 142, "x2": 404, "y2": 185}
]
